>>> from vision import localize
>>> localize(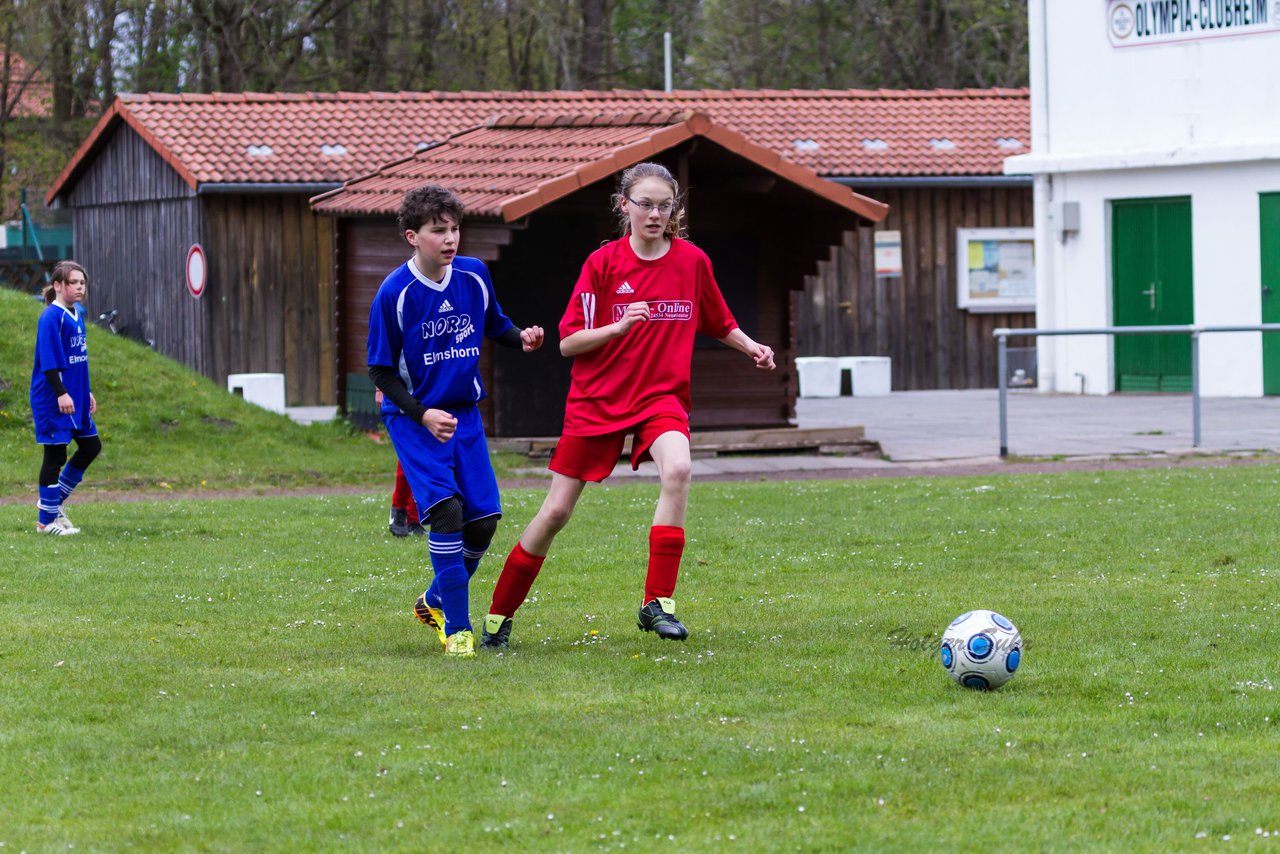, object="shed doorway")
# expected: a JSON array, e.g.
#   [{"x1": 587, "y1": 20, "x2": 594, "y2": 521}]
[{"x1": 1111, "y1": 197, "x2": 1193, "y2": 392}]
